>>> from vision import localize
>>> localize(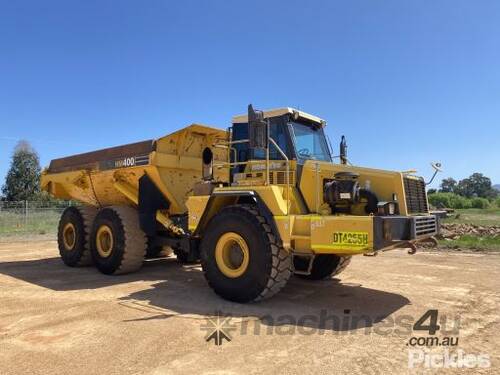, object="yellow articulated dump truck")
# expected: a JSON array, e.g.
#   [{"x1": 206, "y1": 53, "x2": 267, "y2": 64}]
[{"x1": 41, "y1": 105, "x2": 439, "y2": 302}]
